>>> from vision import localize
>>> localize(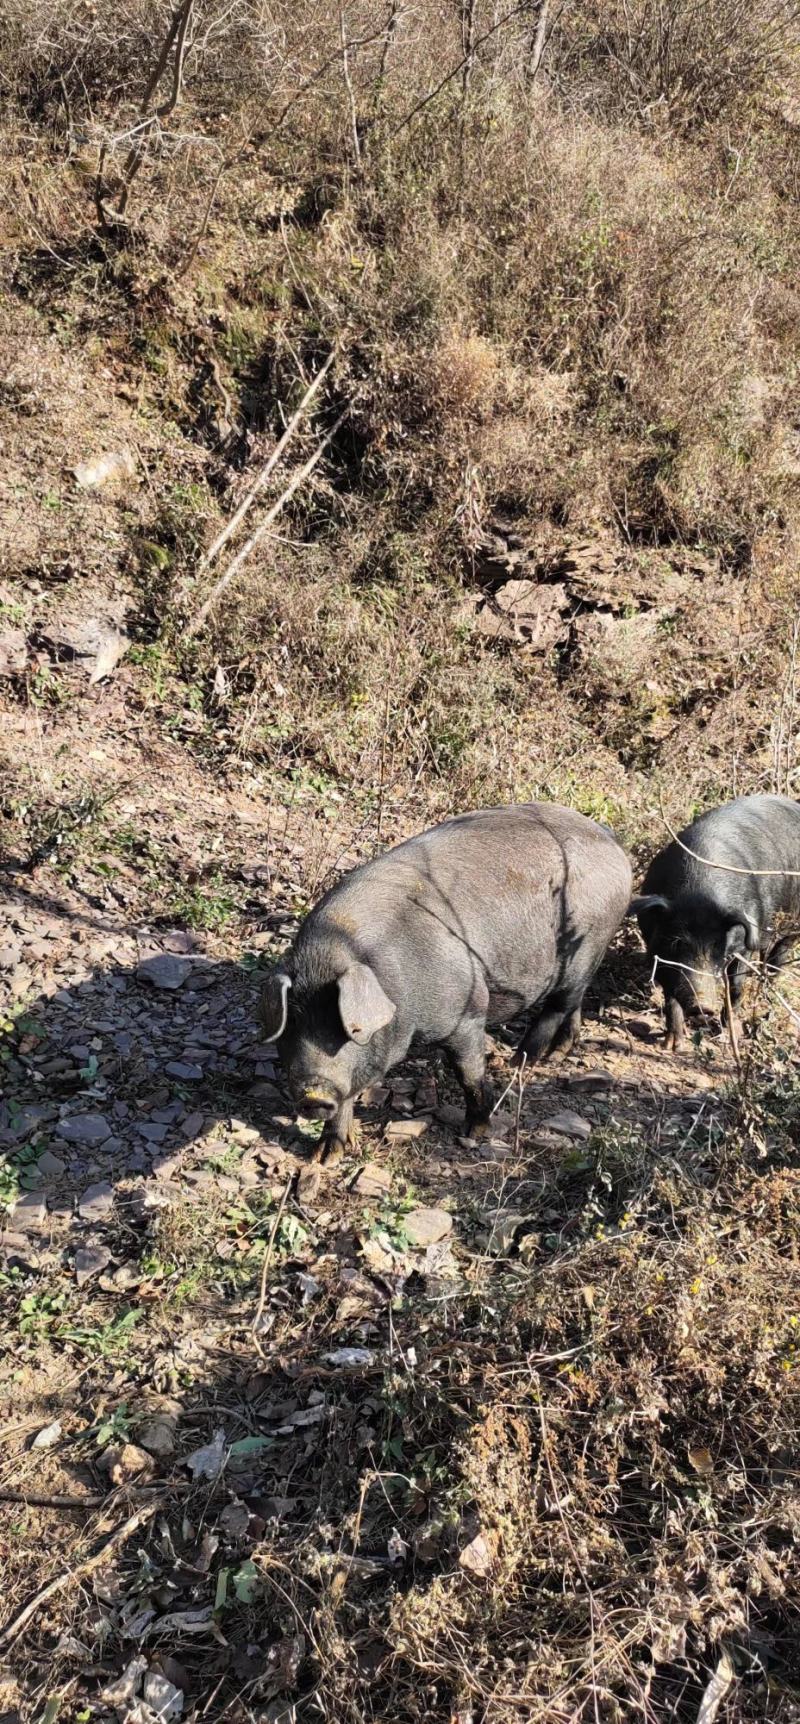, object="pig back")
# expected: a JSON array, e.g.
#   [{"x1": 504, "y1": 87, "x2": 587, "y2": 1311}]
[
  {"x1": 646, "y1": 795, "x2": 800, "y2": 928},
  {"x1": 305, "y1": 804, "x2": 631, "y2": 1036}
]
